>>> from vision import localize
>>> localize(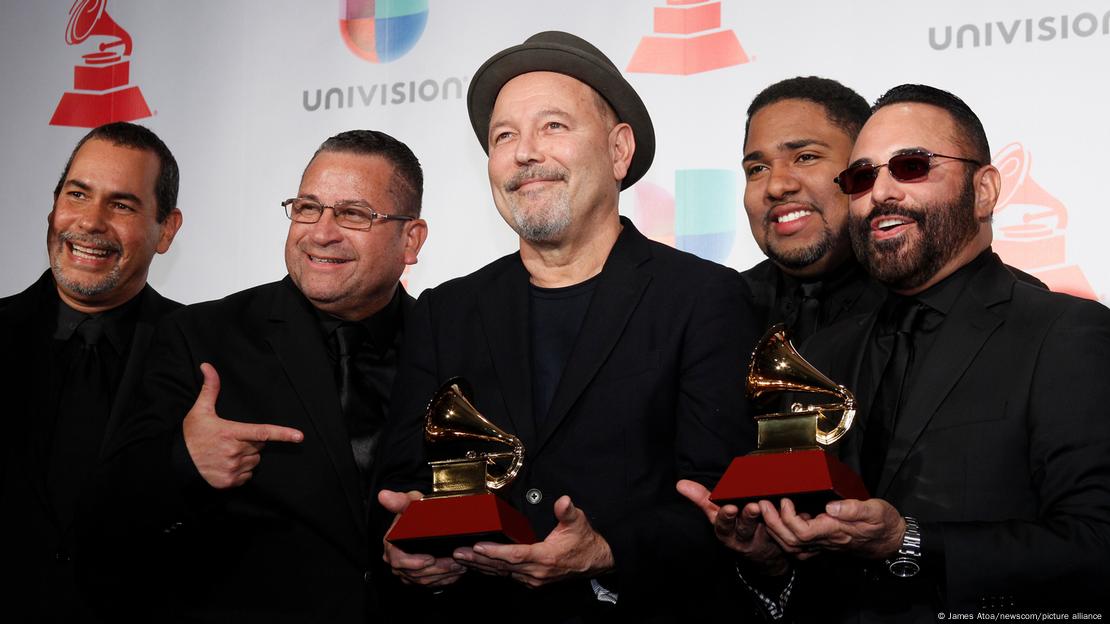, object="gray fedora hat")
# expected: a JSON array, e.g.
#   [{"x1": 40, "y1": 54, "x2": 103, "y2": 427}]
[{"x1": 466, "y1": 31, "x2": 655, "y2": 190}]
